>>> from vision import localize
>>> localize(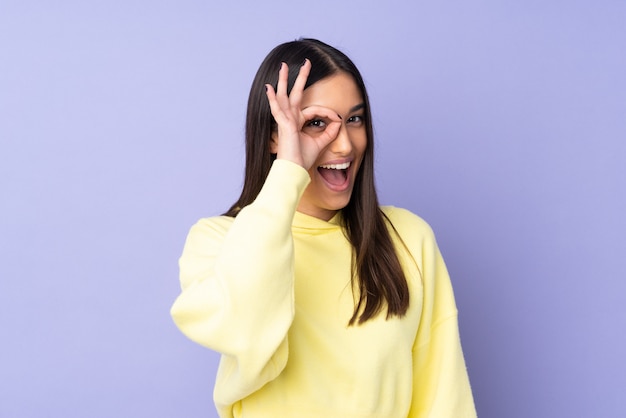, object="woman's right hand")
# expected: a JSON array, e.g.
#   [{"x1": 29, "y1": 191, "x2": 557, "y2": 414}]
[{"x1": 265, "y1": 60, "x2": 342, "y2": 170}]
